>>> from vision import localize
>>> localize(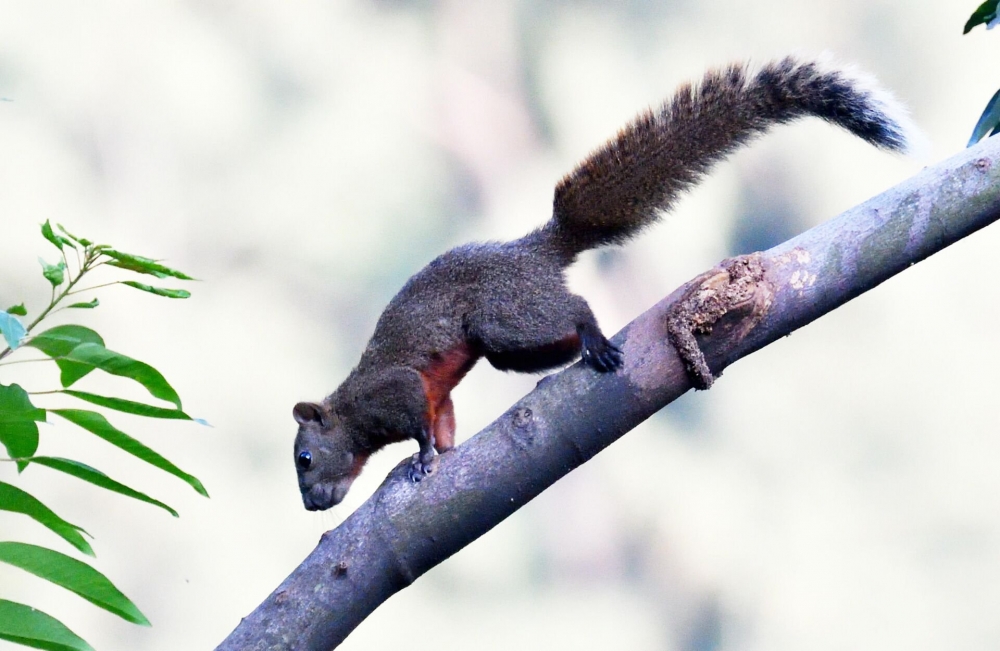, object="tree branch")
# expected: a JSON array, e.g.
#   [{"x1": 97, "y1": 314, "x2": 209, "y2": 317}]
[{"x1": 216, "y1": 138, "x2": 1000, "y2": 651}]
